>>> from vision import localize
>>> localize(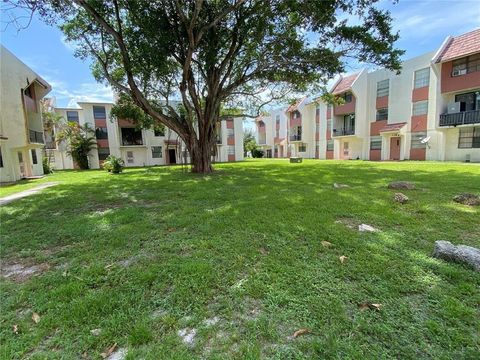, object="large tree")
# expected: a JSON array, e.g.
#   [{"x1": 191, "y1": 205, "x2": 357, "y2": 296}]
[{"x1": 10, "y1": 0, "x2": 403, "y2": 173}]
